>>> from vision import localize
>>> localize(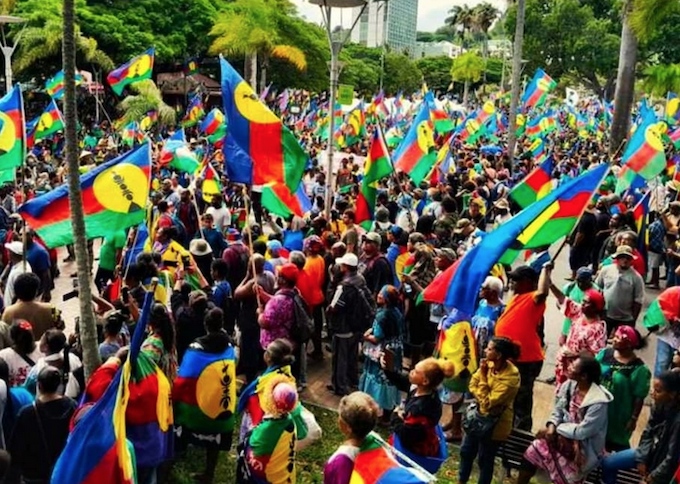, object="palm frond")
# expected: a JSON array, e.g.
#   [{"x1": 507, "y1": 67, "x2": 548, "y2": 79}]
[
  {"x1": 629, "y1": 0, "x2": 679, "y2": 41},
  {"x1": 119, "y1": 80, "x2": 176, "y2": 126},
  {"x1": 270, "y1": 45, "x2": 307, "y2": 71}
]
